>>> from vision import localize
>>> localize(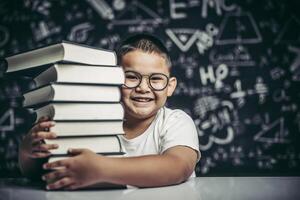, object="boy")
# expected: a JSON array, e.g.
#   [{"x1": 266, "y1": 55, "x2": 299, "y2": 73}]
[{"x1": 18, "y1": 34, "x2": 200, "y2": 190}]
